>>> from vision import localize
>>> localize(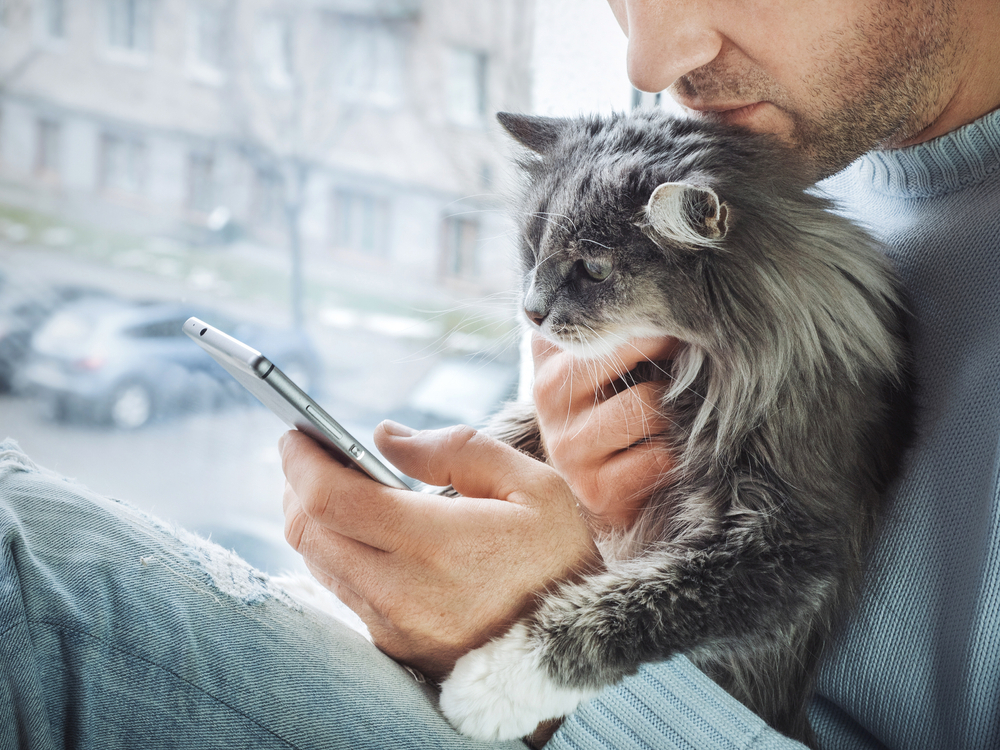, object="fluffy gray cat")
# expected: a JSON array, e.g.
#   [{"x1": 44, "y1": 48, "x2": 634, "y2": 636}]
[{"x1": 438, "y1": 110, "x2": 914, "y2": 746}]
